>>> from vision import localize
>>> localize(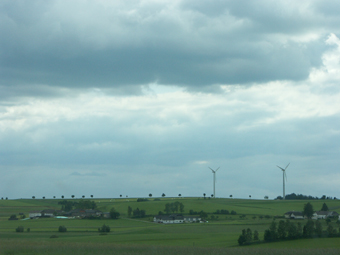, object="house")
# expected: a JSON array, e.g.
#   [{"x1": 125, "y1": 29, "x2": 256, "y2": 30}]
[
  {"x1": 29, "y1": 210, "x2": 42, "y2": 218},
  {"x1": 284, "y1": 211, "x2": 304, "y2": 219},
  {"x1": 183, "y1": 216, "x2": 201, "y2": 223},
  {"x1": 312, "y1": 211, "x2": 339, "y2": 220},
  {"x1": 154, "y1": 214, "x2": 184, "y2": 224},
  {"x1": 154, "y1": 214, "x2": 202, "y2": 224},
  {"x1": 41, "y1": 209, "x2": 56, "y2": 217}
]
